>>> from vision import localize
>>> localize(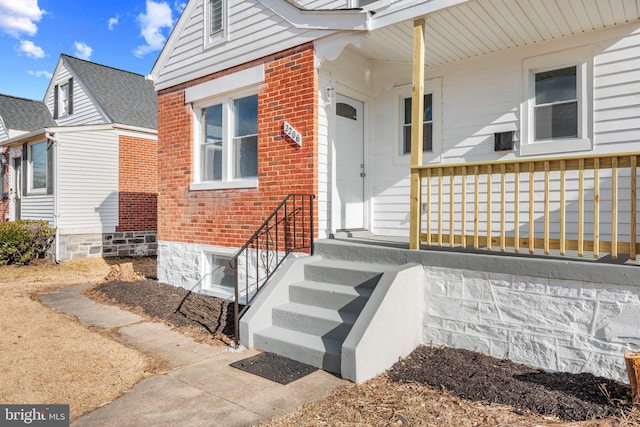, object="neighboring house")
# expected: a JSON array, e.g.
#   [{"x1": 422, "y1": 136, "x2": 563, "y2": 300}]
[
  {"x1": 0, "y1": 54, "x2": 158, "y2": 261},
  {"x1": 0, "y1": 95, "x2": 56, "y2": 222},
  {"x1": 150, "y1": 1, "x2": 640, "y2": 382}
]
